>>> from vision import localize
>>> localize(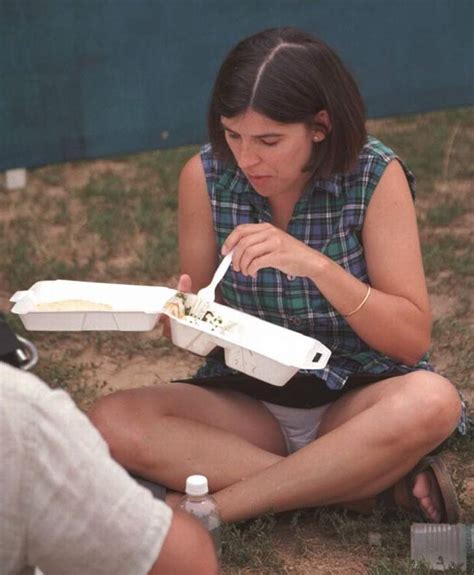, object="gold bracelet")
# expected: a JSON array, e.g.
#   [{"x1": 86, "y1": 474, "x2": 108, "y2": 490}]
[{"x1": 343, "y1": 285, "x2": 372, "y2": 318}]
